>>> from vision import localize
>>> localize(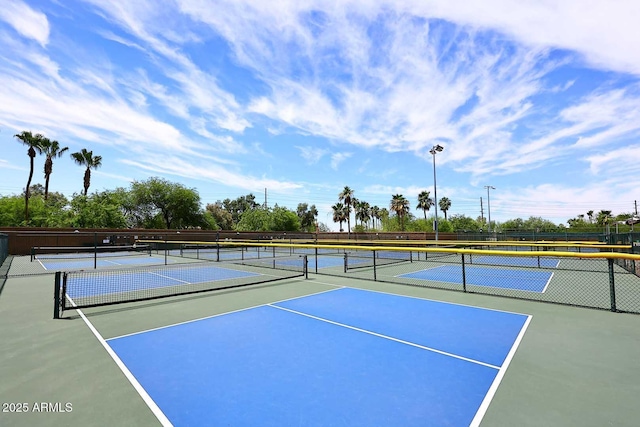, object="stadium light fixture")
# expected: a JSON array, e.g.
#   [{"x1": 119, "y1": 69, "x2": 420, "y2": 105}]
[
  {"x1": 430, "y1": 145, "x2": 444, "y2": 241},
  {"x1": 484, "y1": 186, "x2": 496, "y2": 233}
]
